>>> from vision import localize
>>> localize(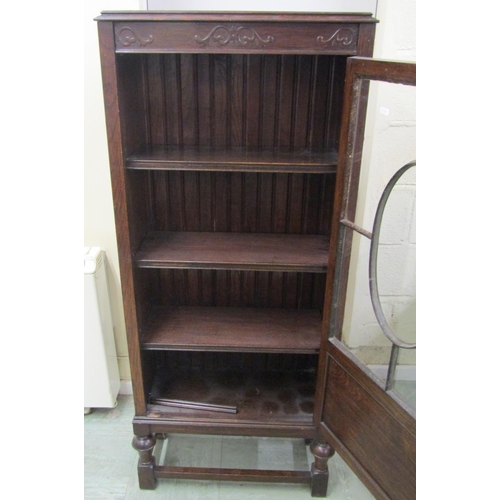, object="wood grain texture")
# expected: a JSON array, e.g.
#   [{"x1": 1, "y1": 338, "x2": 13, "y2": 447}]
[
  {"x1": 147, "y1": 171, "x2": 334, "y2": 235},
  {"x1": 141, "y1": 416, "x2": 316, "y2": 438},
  {"x1": 153, "y1": 466, "x2": 311, "y2": 483},
  {"x1": 329, "y1": 57, "x2": 416, "y2": 338},
  {"x1": 304, "y1": 56, "x2": 417, "y2": 500},
  {"x1": 141, "y1": 306, "x2": 321, "y2": 353},
  {"x1": 313, "y1": 51, "x2": 375, "y2": 428},
  {"x1": 147, "y1": 269, "x2": 326, "y2": 309},
  {"x1": 146, "y1": 363, "x2": 317, "y2": 425},
  {"x1": 96, "y1": 11, "x2": 379, "y2": 494},
  {"x1": 321, "y1": 340, "x2": 415, "y2": 500},
  {"x1": 127, "y1": 145, "x2": 338, "y2": 173},
  {"x1": 141, "y1": 54, "x2": 341, "y2": 149},
  {"x1": 346, "y1": 56, "x2": 416, "y2": 85},
  {"x1": 97, "y1": 21, "x2": 147, "y2": 415},
  {"x1": 135, "y1": 231, "x2": 329, "y2": 272},
  {"x1": 111, "y1": 21, "x2": 362, "y2": 55},
  {"x1": 133, "y1": 351, "x2": 318, "y2": 437}
]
